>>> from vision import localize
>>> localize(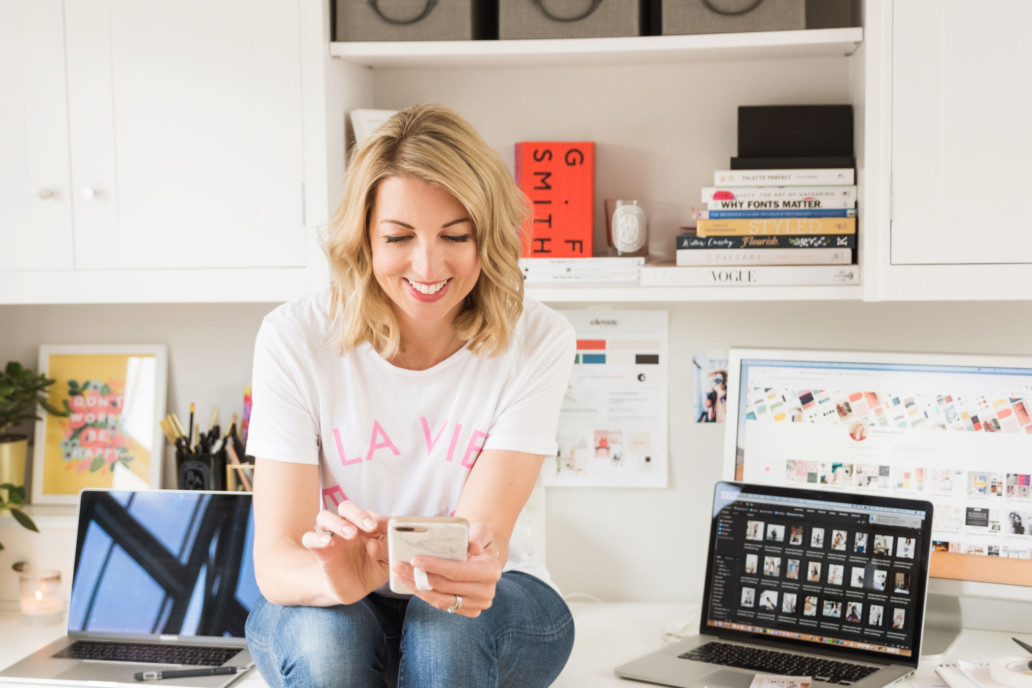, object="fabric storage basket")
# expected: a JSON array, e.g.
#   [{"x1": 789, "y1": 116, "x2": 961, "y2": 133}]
[
  {"x1": 499, "y1": 0, "x2": 645, "y2": 40},
  {"x1": 660, "y1": 0, "x2": 805, "y2": 35},
  {"x1": 336, "y1": 0, "x2": 483, "y2": 41}
]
